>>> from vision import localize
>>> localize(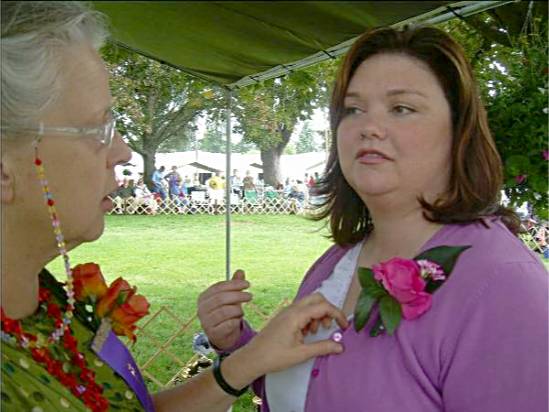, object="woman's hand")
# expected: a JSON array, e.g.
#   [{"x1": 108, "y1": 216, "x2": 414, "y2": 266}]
[
  {"x1": 197, "y1": 270, "x2": 252, "y2": 350},
  {"x1": 221, "y1": 293, "x2": 349, "y2": 389}
]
